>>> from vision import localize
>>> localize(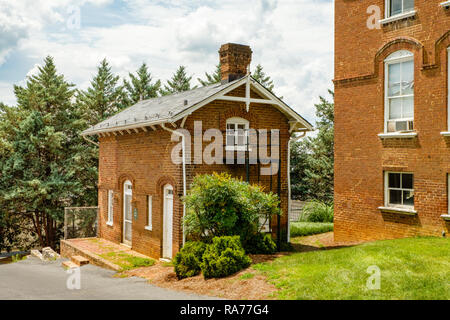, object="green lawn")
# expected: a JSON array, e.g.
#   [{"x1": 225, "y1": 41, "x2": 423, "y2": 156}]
[
  {"x1": 253, "y1": 237, "x2": 450, "y2": 300},
  {"x1": 290, "y1": 222, "x2": 334, "y2": 237}
]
